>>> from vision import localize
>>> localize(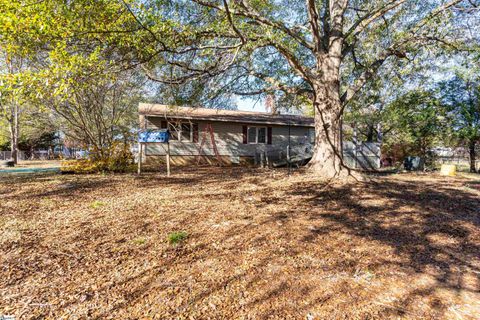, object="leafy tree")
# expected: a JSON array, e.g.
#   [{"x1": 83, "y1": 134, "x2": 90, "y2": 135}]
[
  {"x1": 439, "y1": 72, "x2": 480, "y2": 172},
  {"x1": 382, "y1": 90, "x2": 446, "y2": 164},
  {"x1": 1, "y1": 0, "x2": 143, "y2": 165},
  {"x1": 0, "y1": 53, "x2": 33, "y2": 164},
  {"x1": 118, "y1": 0, "x2": 479, "y2": 178},
  {"x1": 33, "y1": 62, "x2": 144, "y2": 162},
  {"x1": 3, "y1": 0, "x2": 479, "y2": 177}
]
